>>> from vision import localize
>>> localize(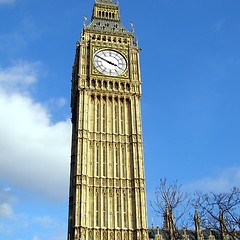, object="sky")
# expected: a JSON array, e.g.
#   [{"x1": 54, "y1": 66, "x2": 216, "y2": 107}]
[{"x1": 0, "y1": 0, "x2": 240, "y2": 239}]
